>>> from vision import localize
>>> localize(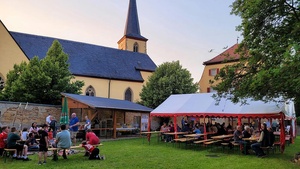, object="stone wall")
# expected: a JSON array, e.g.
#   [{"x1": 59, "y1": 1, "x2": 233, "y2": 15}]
[{"x1": 0, "y1": 101, "x2": 61, "y2": 130}]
